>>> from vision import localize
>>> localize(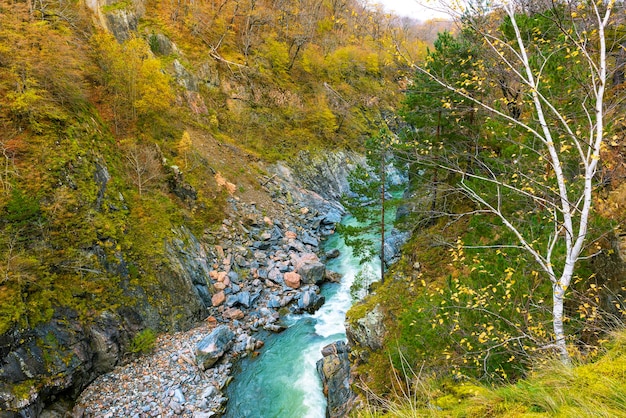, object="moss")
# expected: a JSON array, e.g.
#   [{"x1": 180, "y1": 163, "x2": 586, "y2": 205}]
[
  {"x1": 11, "y1": 379, "x2": 37, "y2": 402},
  {"x1": 128, "y1": 328, "x2": 157, "y2": 354},
  {"x1": 101, "y1": 1, "x2": 133, "y2": 13},
  {"x1": 434, "y1": 394, "x2": 460, "y2": 409},
  {"x1": 345, "y1": 299, "x2": 373, "y2": 324}
]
